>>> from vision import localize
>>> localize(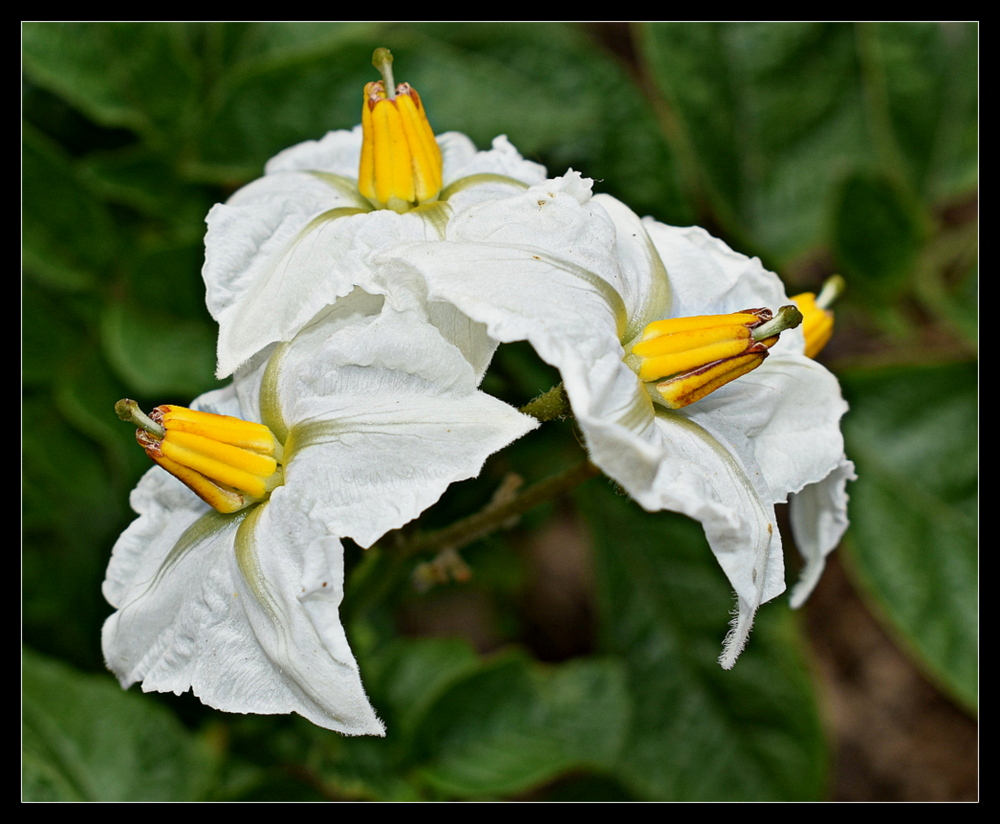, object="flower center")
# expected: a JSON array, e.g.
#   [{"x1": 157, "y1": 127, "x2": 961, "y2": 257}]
[
  {"x1": 358, "y1": 48, "x2": 443, "y2": 213},
  {"x1": 629, "y1": 306, "x2": 802, "y2": 409},
  {"x1": 116, "y1": 400, "x2": 284, "y2": 514}
]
